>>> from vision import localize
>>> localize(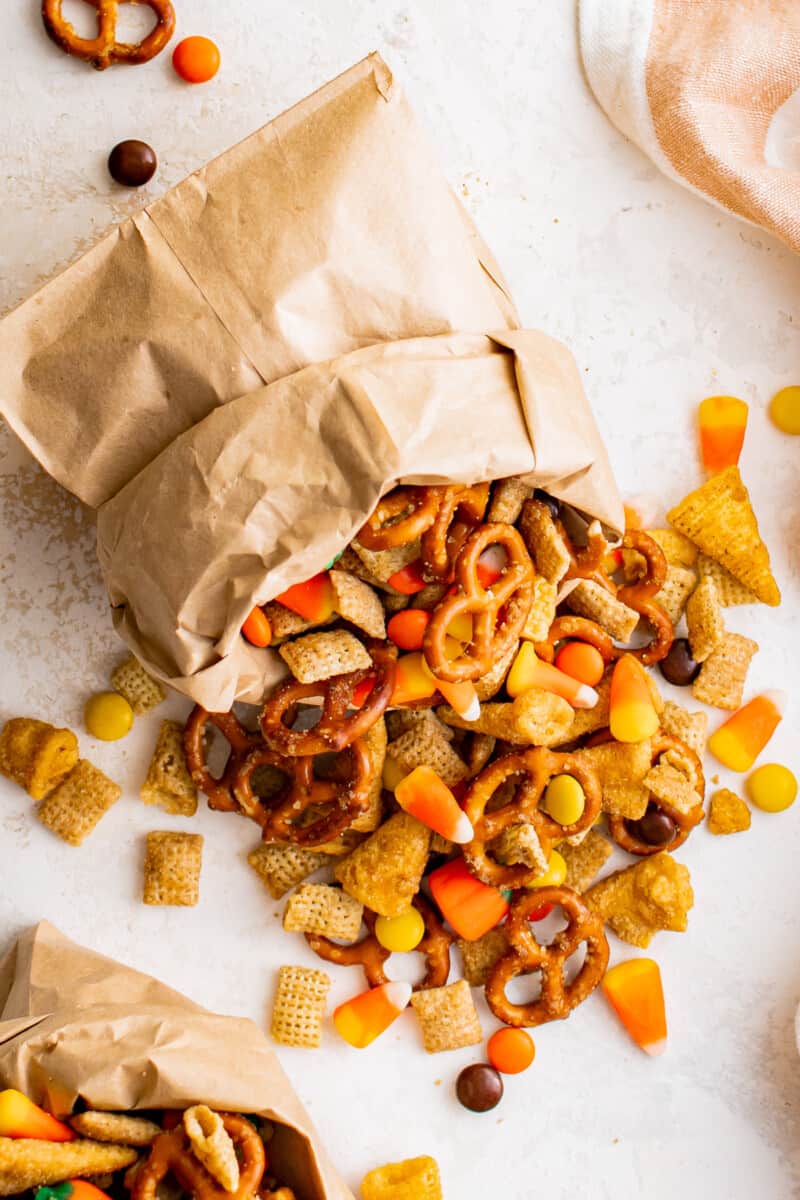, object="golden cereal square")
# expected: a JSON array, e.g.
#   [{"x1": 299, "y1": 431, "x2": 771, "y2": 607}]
[
  {"x1": 493, "y1": 822, "x2": 549, "y2": 873},
  {"x1": 696, "y1": 554, "x2": 759, "y2": 606},
  {"x1": 560, "y1": 829, "x2": 613, "y2": 893},
  {"x1": 270, "y1": 965, "x2": 331, "y2": 1048},
  {"x1": 351, "y1": 539, "x2": 420, "y2": 583},
  {"x1": 585, "y1": 852, "x2": 694, "y2": 948},
  {"x1": 143, "y1": 831, "x2": 203, "y2": 906},
  {"x1": 0, "y1": 1138, "x2": 138, "y2": 1194},
  {"x1": 69, "y1": 1112, "x2": 161, "y2": 1146},
  {"x1": 386, "y1": 724, "x2": 468, "y2": 789},
  {"x1": 475, "y1": 641, "x2": 517, "y2": 700},
  {"x1": 278, "y1": 630, "x2": 371, "y2": 683},
  {"x1": 0, "y1": 717, "x2": 79, "y2": 801},
  {"x1": 329, "y1": 569, "x2": 386, "y2": 639},
  {"x1": 386, "y1": 710, "x2": 454, "y2": 743},
  {"x1": 37, "y1": 760, "x2": 122, "y2": 846},
  {"x1": 457, "y1": 928, "x2": 510, "y2": 987},
  {"x1": 283, "y1": 883, "x2": 363, "y2": 941},
  {"x1": 655, "y1": 565, "x2": 697, "y2": 625},
  {"x1": 646, "y1": 528, "x2": 699, "y2": 568},
  {"x1": 110, "y1": 656, "x2": 166, "y2": 715},
  {"x1": 708, "y1": 788, "x2": 751, "y2": 835},
  {"x1": 518, "y1": 499, "x2": 571, "y2": 584},
  {"x1": 334, "y1": 813, "x2": 430, "y2": 917},
  {"x1": 644, "y1": 763, "x2": 701, "y2": 816},
  {"x1": 574, "y1": 741, "x2": 652, "y2": 819},
  {"x1": 692, "y1": 632, "x2": 758, "y2": 710},
  {"x1": 660, "y1": 701, "x2": 707, "y2": 758},
  {"x1": 247, "y1": 843, "x2": 328, "y2": 900},
  {"x1": 685, "y1": 576, "x2": 724, "y2": 663},
  {"x1": 361, "y1": 1156, "x2": 443, "y2": 1200},
  {"x1": 487, "y1": 478, "x2": 532, "y2": 524},
  {"x1": 140, "y1": 720, "x2": 198, "y2": 816},
  {"x1": 410, "y1": 980, "x2": 482, "y2": 1053},
  {"x1": 262, "y1": 602, "x2": 324, "y2": 643},
  {"x1": 565, "y1": 580, "x2": 640, "y2": 642},
  {"x1": 520, "y1": 577, "x2": 558, "y2": 642}
]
